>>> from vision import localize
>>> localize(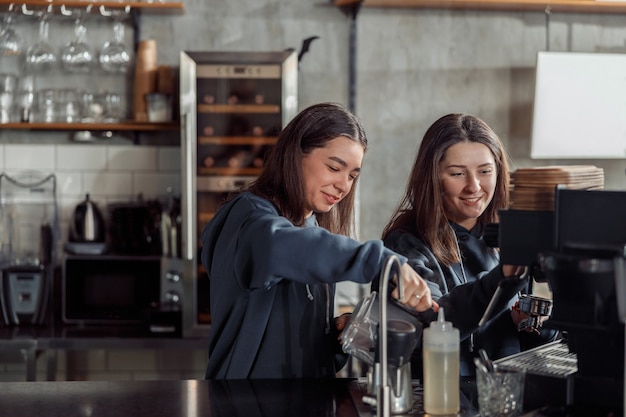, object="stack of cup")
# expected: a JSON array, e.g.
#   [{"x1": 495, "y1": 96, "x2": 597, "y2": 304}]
[
  {"x1": 133, "y1": 39, "x2": 157, "y2": 121},
  {"x1": 0, "y1": 73, "x2": 17, "y2": 123}
]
